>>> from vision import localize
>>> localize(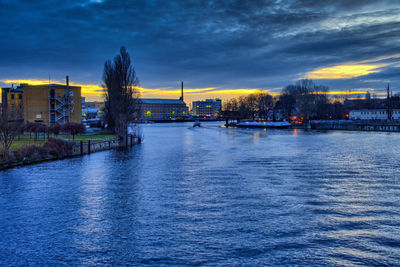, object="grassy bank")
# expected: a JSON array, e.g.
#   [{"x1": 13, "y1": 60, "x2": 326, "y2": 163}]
[
  {"x1": 11, "y1": 134, "x2": 118, "y2": 148},
  {"x1": 1, "y1": 133, "x2": 138, "y2": 170}
]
